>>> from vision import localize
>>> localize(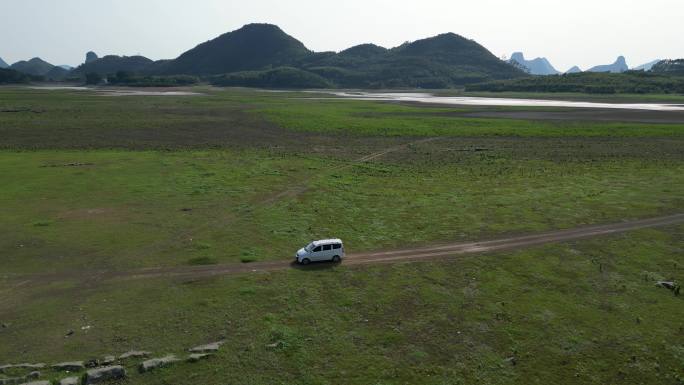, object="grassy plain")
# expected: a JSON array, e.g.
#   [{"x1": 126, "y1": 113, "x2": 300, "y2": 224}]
[{"x1": 0, "y1": 87, "x2": 682, "y2": 384}]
